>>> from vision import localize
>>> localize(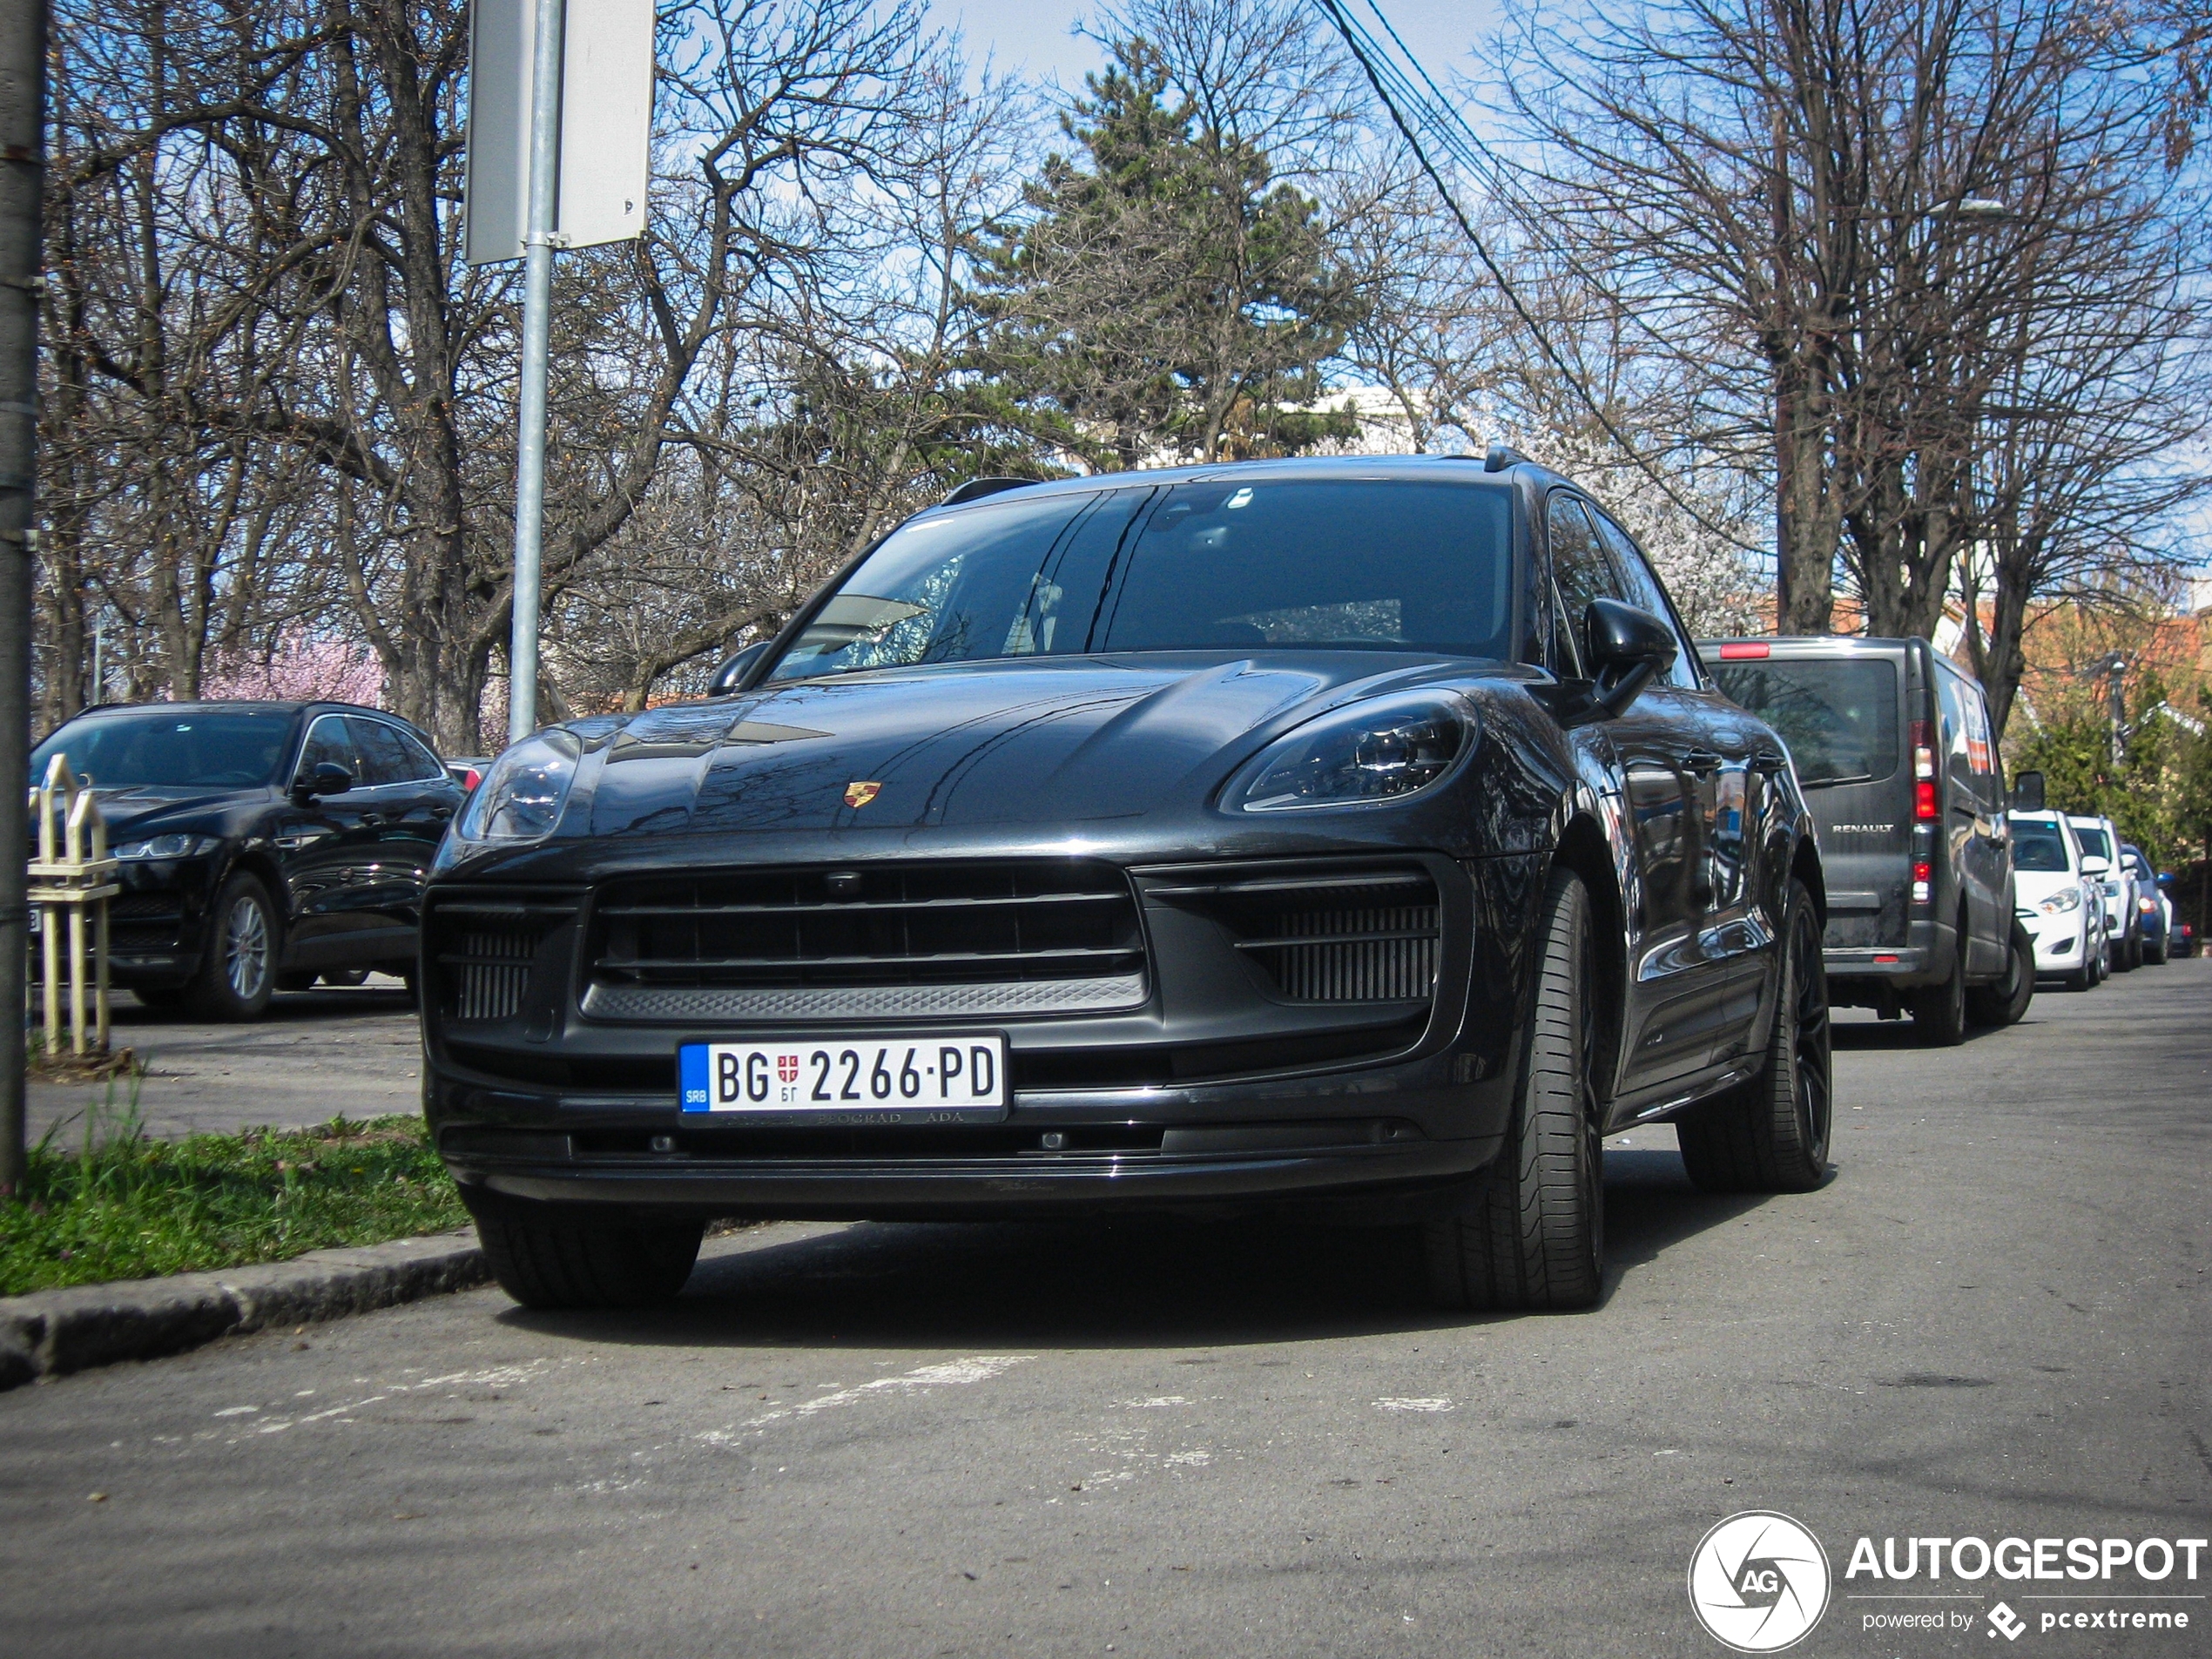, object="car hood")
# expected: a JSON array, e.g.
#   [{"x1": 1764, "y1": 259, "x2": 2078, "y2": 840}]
[
  {"x1": 36, "y1": 786, "x2": 266, "y2": 847},
  {"x1": 571, "y1": 654, "x2": 1488, "y2": 839}
]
